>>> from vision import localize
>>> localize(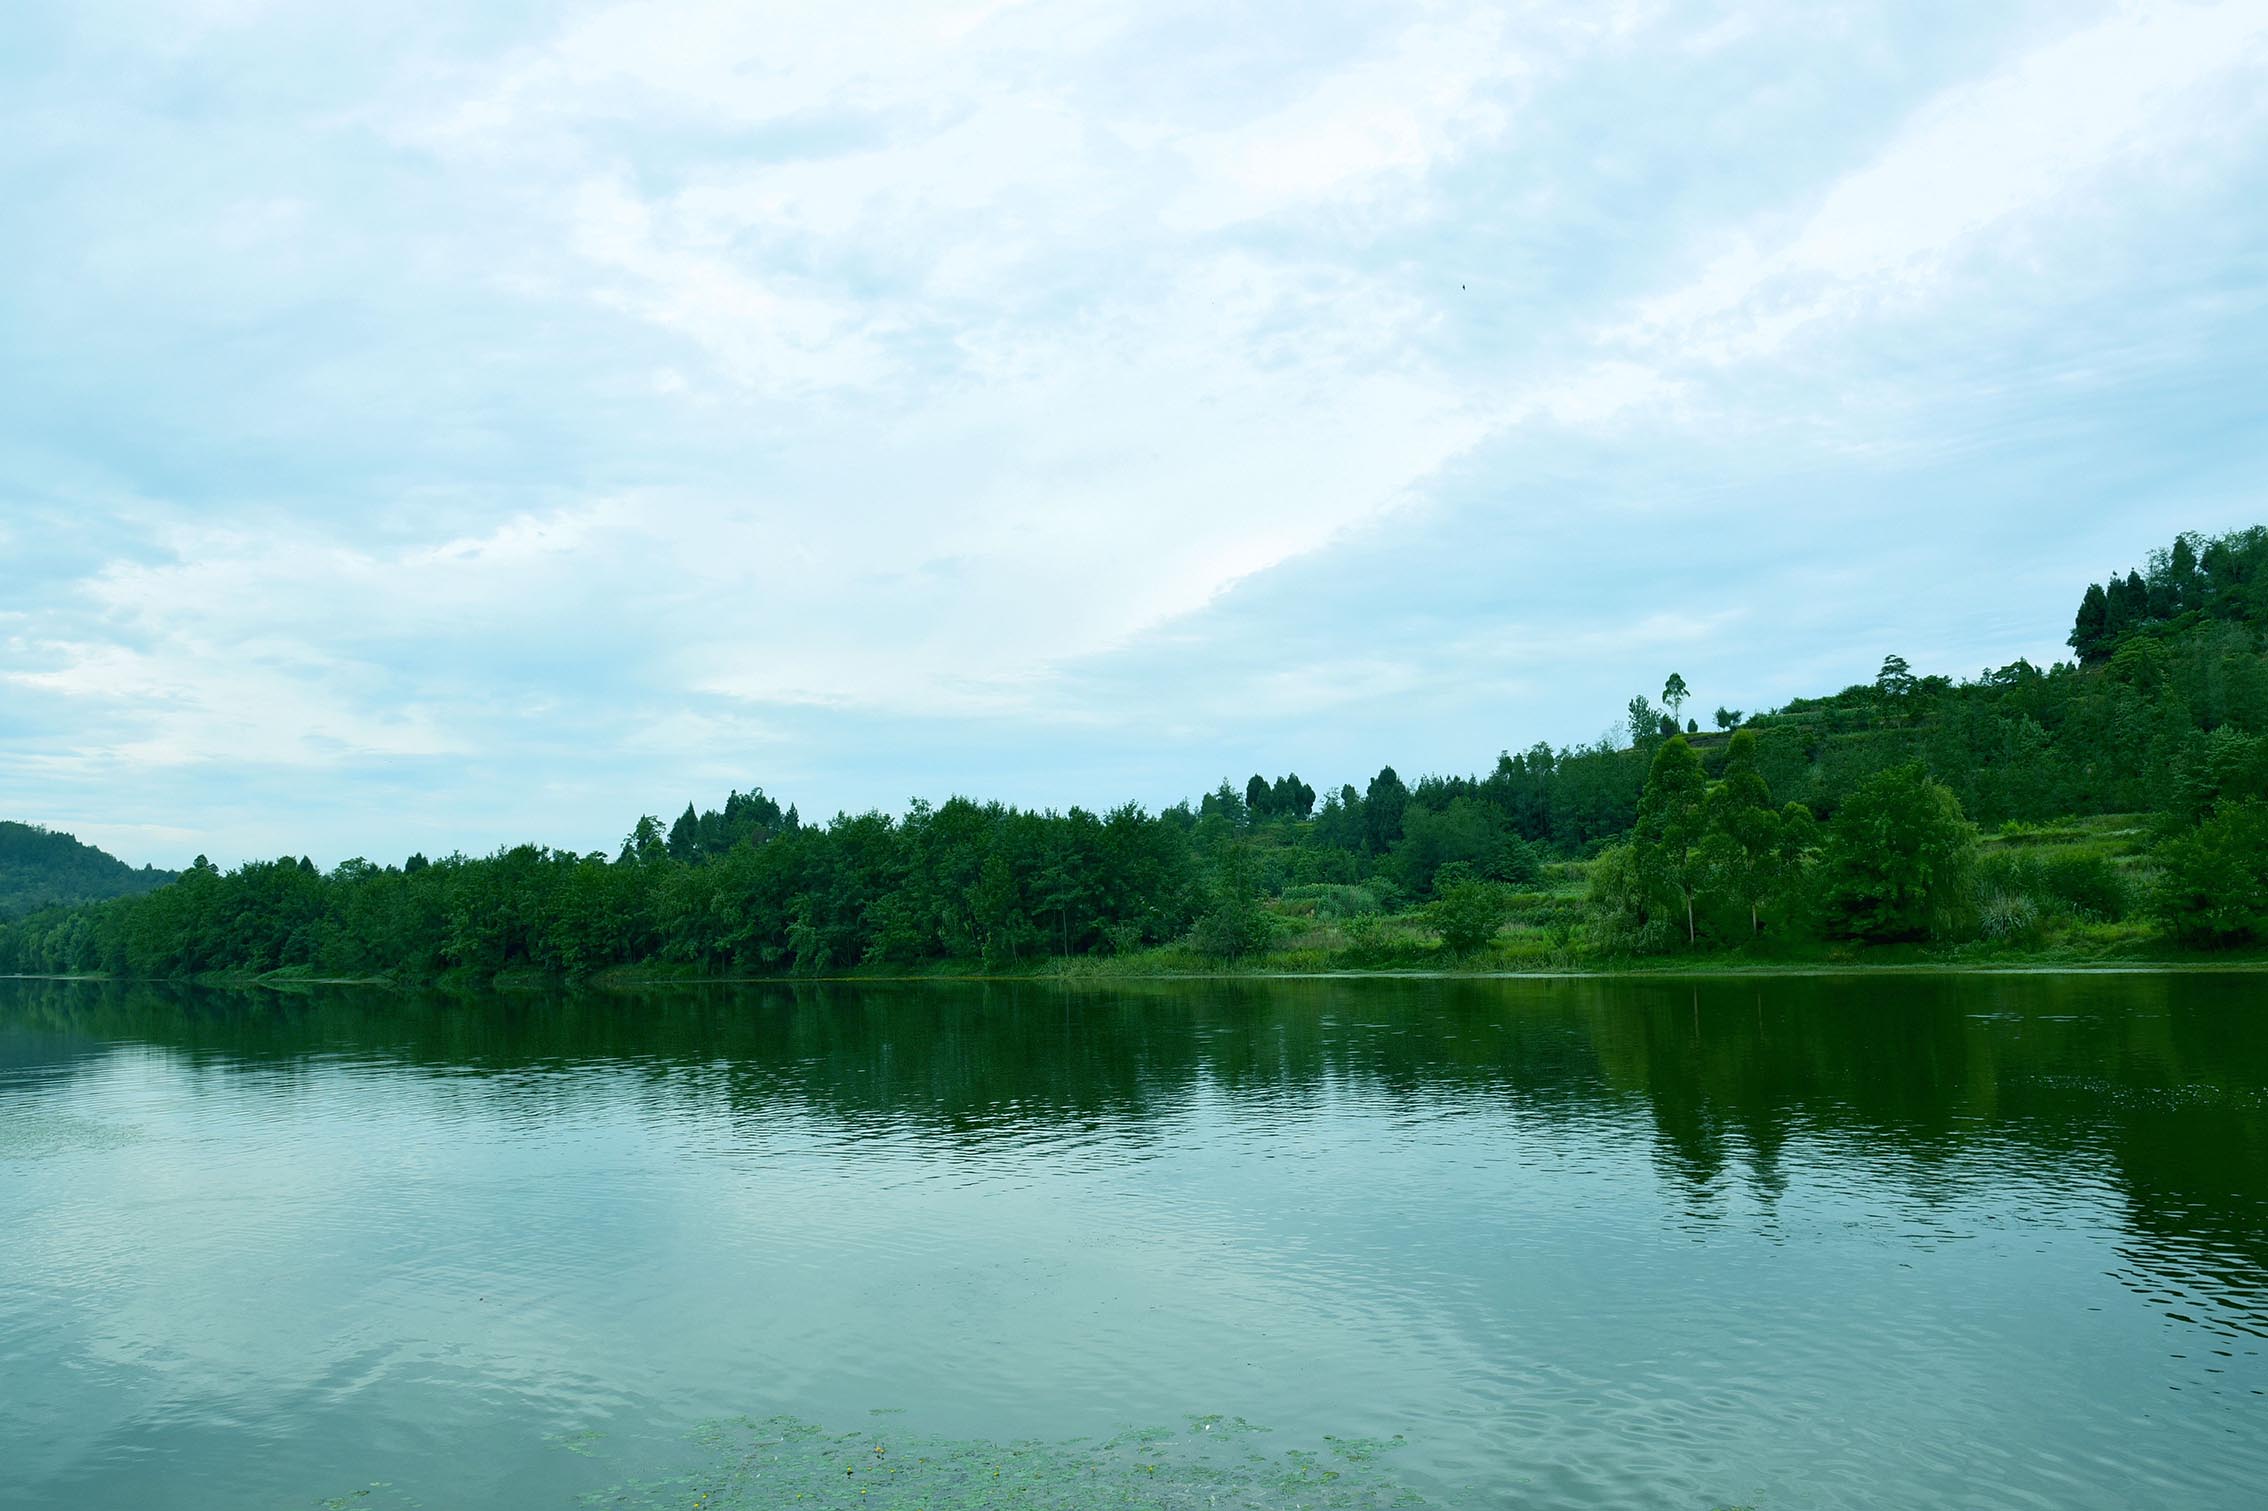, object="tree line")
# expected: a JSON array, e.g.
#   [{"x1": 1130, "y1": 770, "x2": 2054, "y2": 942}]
[{"x1": 2068, "y1": 526, "x2": 2268, "y2": 665}]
